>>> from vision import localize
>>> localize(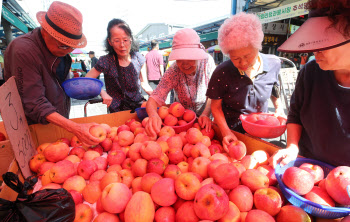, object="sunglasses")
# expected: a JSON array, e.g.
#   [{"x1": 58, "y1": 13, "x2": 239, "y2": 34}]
[{"x1": 55, "y1": 39, "x2": 75, "y2": 50}]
